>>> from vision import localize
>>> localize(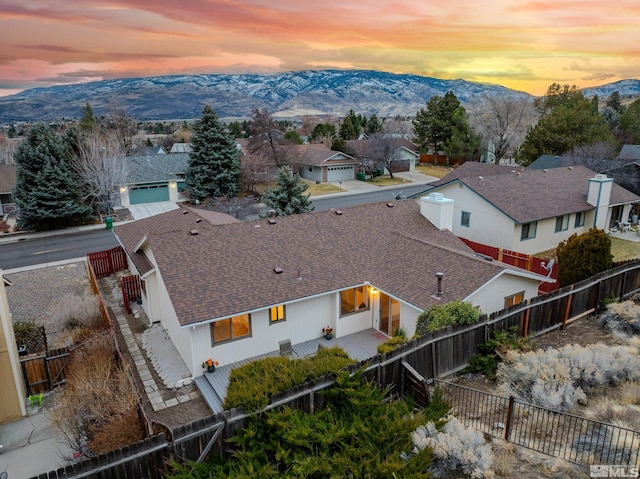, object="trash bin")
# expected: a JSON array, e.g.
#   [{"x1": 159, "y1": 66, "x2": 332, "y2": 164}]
[
  {"x1": 357, "y1": 172, "x2": 366, "y2": 181},
  {"x1": 105, "y1": 216, "x2": 113, "y2": 230}
]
